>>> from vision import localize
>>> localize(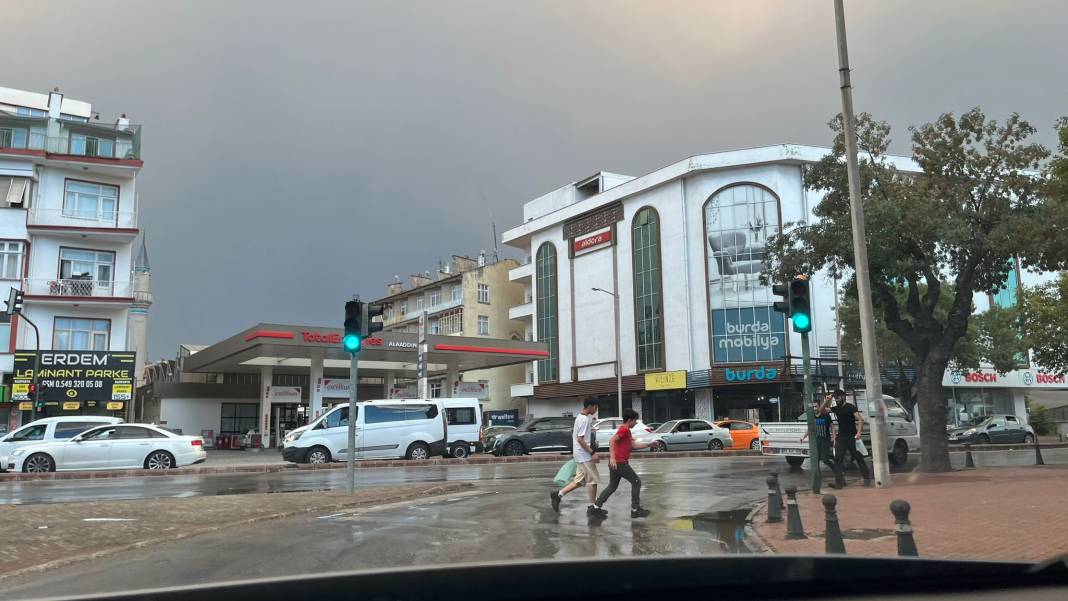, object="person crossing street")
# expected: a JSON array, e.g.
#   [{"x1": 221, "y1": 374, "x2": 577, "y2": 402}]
[
  {"x1": 592, "y1": 408, "x2": 651, "y2": 518},
  {"x1": 550, "y1": 398, "x2": 606, "y2": 518},
  {"x1": 830, "y1": 389, "x2": 872, "y2": 486}
]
